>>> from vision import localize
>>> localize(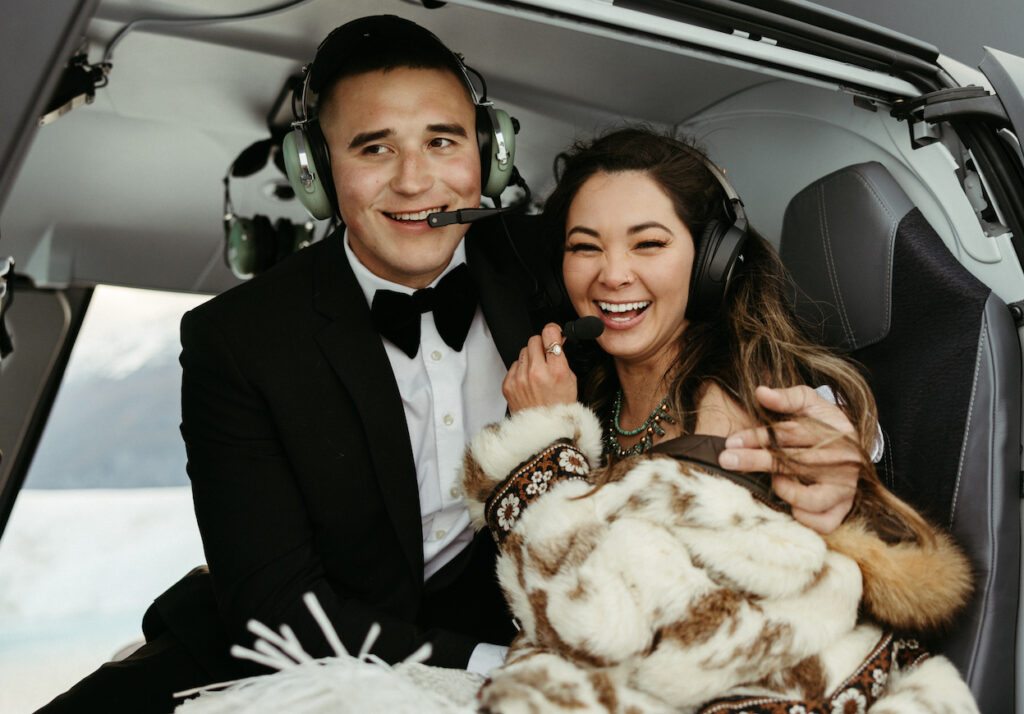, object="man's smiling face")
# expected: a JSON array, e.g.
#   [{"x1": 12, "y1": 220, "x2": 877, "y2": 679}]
[{"x1": 320, "y1": 66, "x2": 481, "y2": 289}]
